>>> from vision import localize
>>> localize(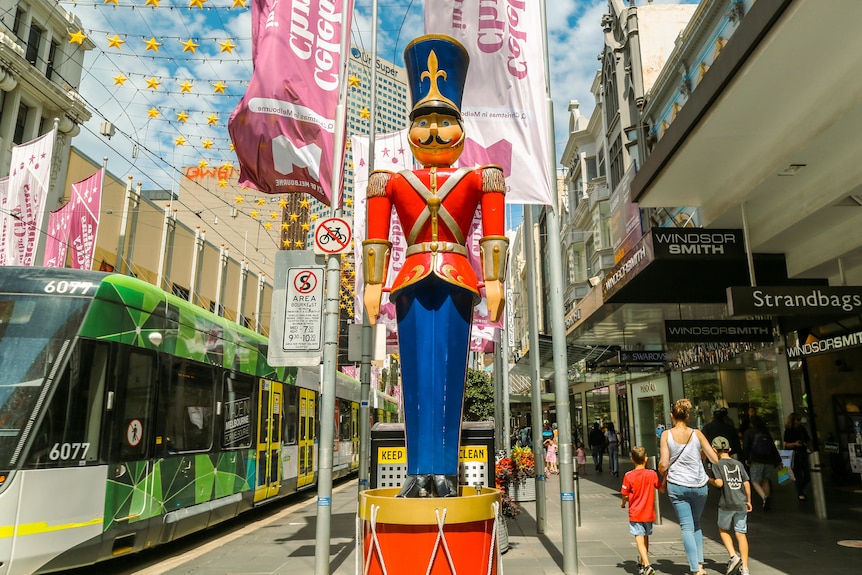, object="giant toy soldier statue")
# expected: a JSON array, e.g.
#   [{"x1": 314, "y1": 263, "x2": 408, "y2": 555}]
[{"x1": 363, "y1": 35, "x2": 508, "y2": 498}]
